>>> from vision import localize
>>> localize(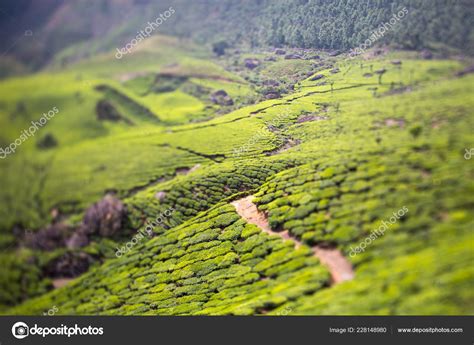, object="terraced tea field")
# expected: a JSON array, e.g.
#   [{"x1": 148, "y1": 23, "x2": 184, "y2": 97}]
[{"x1": 0, "y1": 38, "x2": 473, "y2": 315}]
